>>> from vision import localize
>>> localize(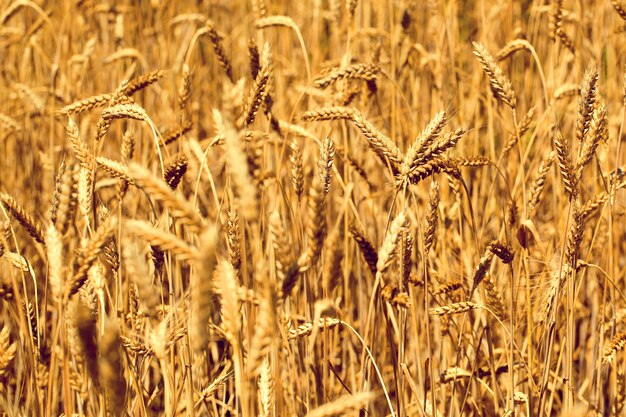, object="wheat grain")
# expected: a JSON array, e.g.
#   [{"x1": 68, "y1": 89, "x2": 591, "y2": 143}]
[
  {"x1": 124, "y1": 69, "x2": 165, "y2": 97},
  {"x1": 45, "y1": 223, "x2": 64, "y2": 300},
  {"x1": 349, "y1": 222, "x2": 378, "y2": 276},
  {"x1": 430, "y1": 301, "x2": 482, "y2": 316},
  {"x1": 163, "y1": 153, "x2": 189, "y2": 190},
  {"x1": 67, "y1": 215, "x2": 118, "y2": 296},
  {"x1": 377, "y1": 212, "x2": 408, "y2": 278},
  {"x1": 313, "y1": 63, "x2": 379, "y2": 89},
  {"x1": 0, "y1": 192, "x2": 45, "y2": 245},
  {"x1": 553, "y1": 131, "x2": 579, "y2": 198},
  {"x1": 289, "y1": 139, "x2": 304, "y2": 202},
  {"x1": 204, "y1": 21, "x2": 233, "y2": 81},
  {"x1": 603, "y1": 331, "x2": 626, "y2": 364},
  {"x1": 58, "y1": 94, "x2": 113, "y2": 115},
  {"x1": 473, "y1": 41, "x2": 516, "y2": 109}
]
